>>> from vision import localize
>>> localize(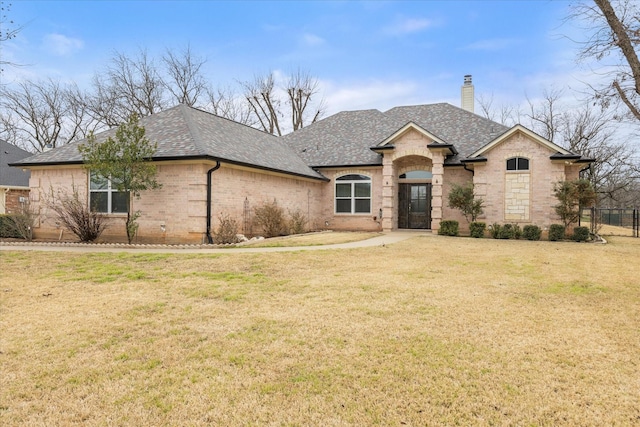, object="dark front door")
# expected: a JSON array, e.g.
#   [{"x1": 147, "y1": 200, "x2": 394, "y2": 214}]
[{"x1": 398, "y1": 183, "x2": 432, "y2": 229}]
